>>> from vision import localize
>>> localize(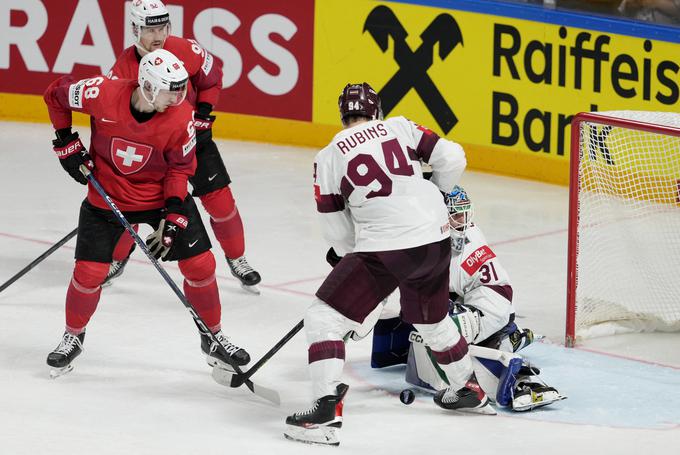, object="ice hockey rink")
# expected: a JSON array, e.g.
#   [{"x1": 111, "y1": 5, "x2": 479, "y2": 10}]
[{"x1": 1, "y1": 120, "x2": 679, "y2": 454}]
